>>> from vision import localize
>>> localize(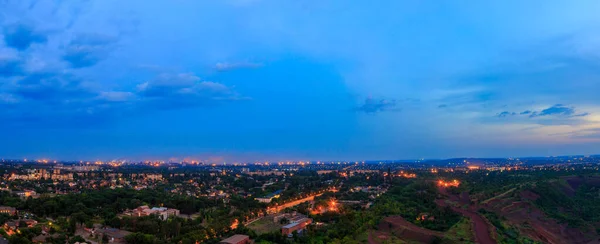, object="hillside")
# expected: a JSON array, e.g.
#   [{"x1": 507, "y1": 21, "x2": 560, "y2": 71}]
[{"x1": 478, "y1": 176, "x2": 600, "y2": 244}]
